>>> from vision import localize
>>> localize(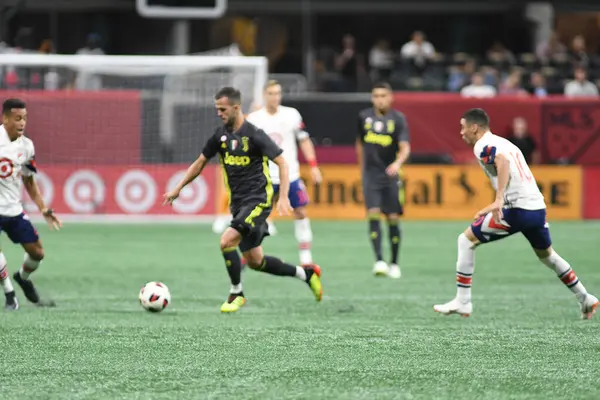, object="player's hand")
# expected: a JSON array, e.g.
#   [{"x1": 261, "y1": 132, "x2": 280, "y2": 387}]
[
  {"x1": 490, "y1": 200, "x2": 504, "y2": 223},
  {"x1": 311, "y1": 167, "x2": 323, "y2": 184},
  {"x1": 163, "y1": 189, "x2": 180, "y2": 205},
  {"x1": 42, "y1": 208, "x2": 62, "y2": 231},
  {"x1": 386, "y1": 161, "x2": 401, "y2": 177},
  {"x1": 276, "y1": 197, "x2": 293, "y2": 216}
]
